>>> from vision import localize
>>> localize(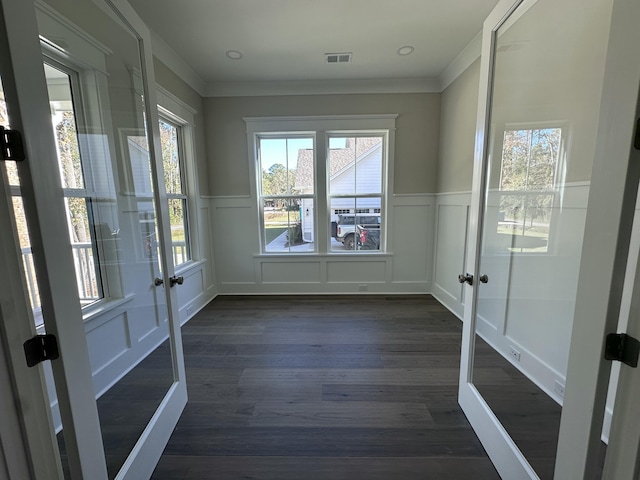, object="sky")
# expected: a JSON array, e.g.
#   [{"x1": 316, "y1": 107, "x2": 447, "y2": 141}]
[{"x1": 259, "y1": 137, "x2": 347, "y2": 172}]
